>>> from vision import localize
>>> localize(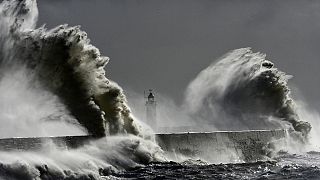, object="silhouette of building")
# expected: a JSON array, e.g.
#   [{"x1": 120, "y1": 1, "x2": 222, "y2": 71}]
[{"x1": 145, "y1": 89, "x2": 157, "y2": 131}]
